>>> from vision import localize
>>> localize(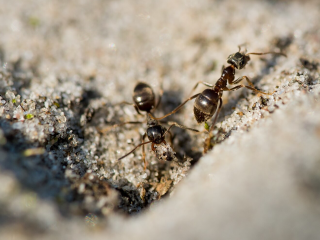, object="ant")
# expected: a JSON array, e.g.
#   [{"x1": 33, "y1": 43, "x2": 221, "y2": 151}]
[
  {"x1": 148, "y1": 46, "x2": 286, "y2": 153},
  {"x1": 100, "y1": 82, "x2": 199, "y2": 169}
]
